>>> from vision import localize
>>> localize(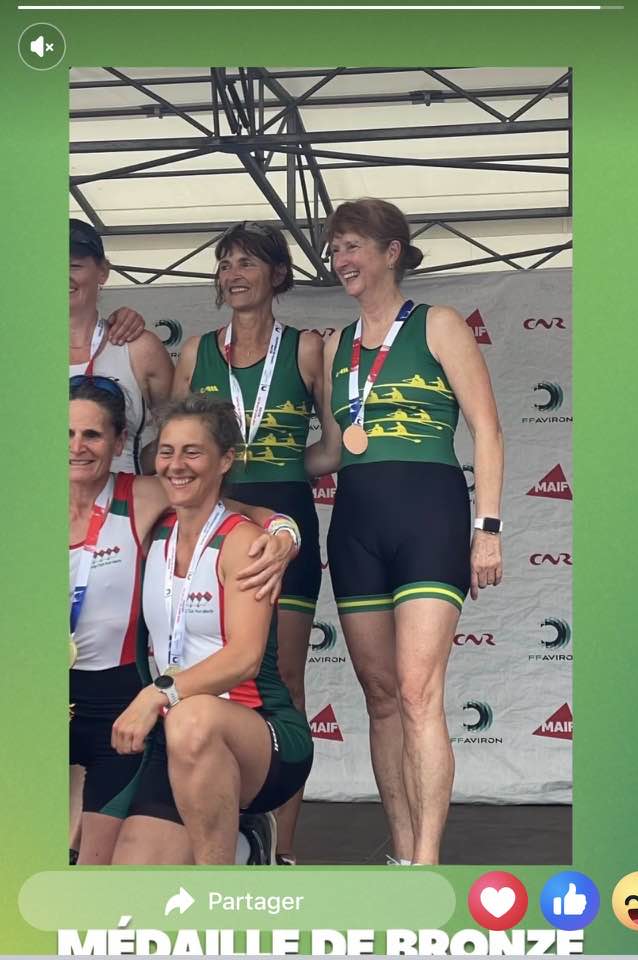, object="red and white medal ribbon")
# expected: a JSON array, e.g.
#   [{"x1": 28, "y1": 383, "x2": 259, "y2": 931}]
[
  {"x1": 70, "y1": 473, "x2": 115, "y2": 637},
  {"x1": 347, "y1": 300, "x2": 414, "y2": 427},
  {"x1": 81, "y1": 316, "x2": 107, "y2": 376},
  {"x1": 164, "y1": 500, "x2": 227, "y2": 670},
  {"x1": 223, "y1": 320, "x2": 284, "y2": 458}
]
